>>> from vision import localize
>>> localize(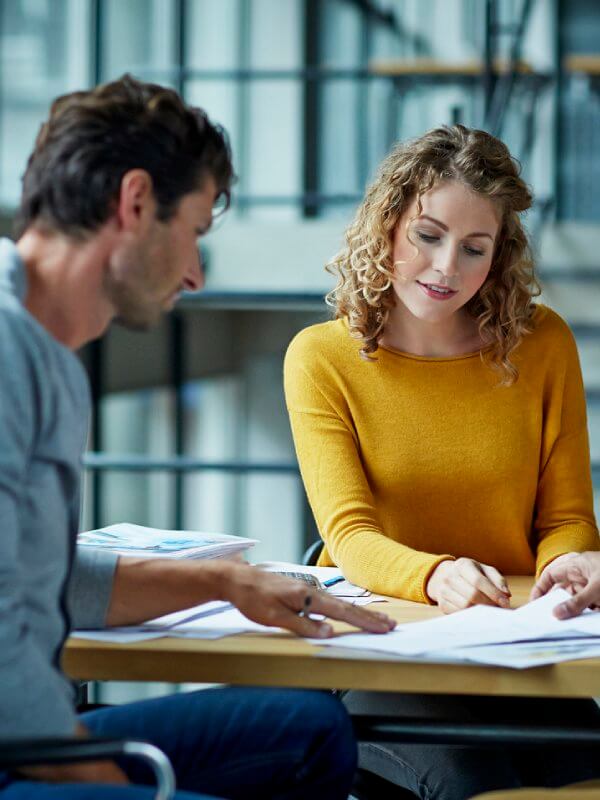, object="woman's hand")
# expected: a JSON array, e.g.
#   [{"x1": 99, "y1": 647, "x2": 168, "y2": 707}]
[
  {"x1": 530, "y1": 552, "x2": 600, "y2": 618},
  {"x1": 426, "y1": 558, "x2": 511, "y2": 614}
]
